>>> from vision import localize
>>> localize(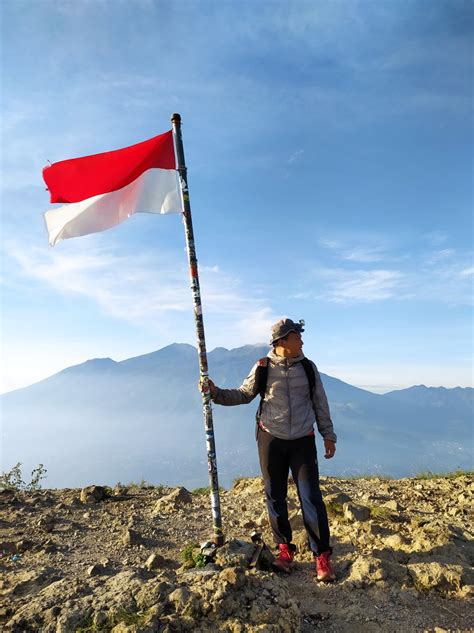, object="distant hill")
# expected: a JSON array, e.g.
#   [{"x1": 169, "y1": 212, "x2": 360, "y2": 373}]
[{"x1": 1, "y1": 344, "x2": 472, "y2": 488}]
